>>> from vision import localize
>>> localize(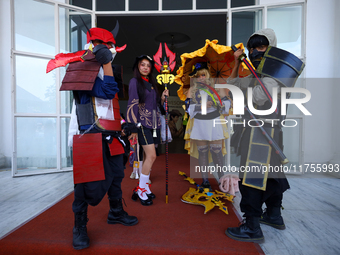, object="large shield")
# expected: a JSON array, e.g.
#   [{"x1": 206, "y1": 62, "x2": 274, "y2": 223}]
[{"x1": 256, "y1": 46, "x2": 305, "y2": 88}]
